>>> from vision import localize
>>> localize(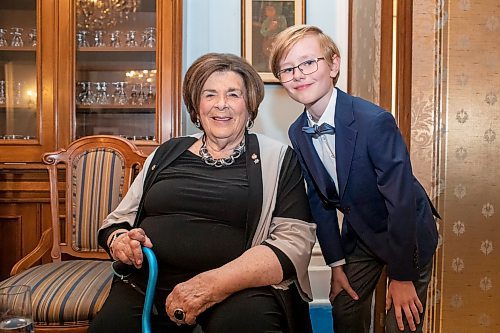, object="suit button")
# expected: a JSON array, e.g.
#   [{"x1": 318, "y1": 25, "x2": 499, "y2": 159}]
[{"x1": 344, "y1": 207, "x2": 351, "y2": 214}]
